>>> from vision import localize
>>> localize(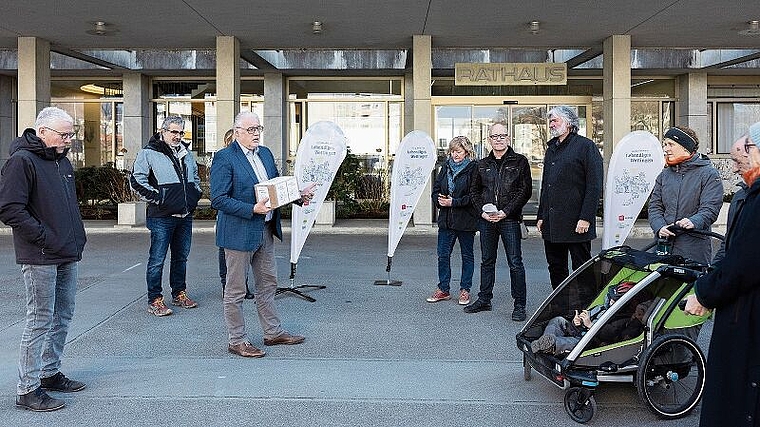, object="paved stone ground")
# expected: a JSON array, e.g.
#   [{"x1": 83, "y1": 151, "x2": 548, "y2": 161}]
[{"x1": 0, "y1": 221, "x2": 713, "y2": 426}]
